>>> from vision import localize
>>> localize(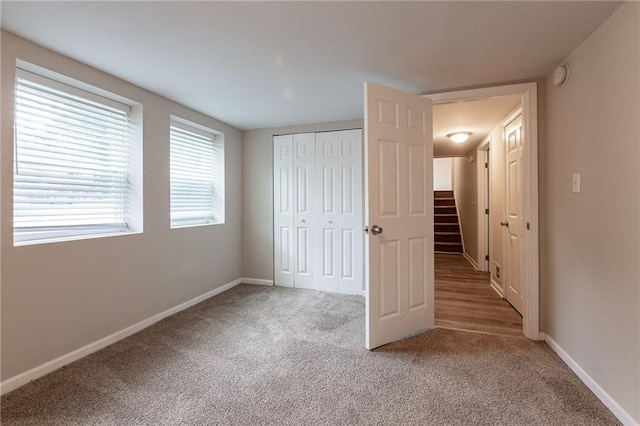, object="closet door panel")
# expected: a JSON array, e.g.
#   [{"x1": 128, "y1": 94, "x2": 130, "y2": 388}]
[
  {"x1": 338, "y1": 129, "x2": 364, "y2": 294},
  {"x1": 293, "y1": 133, "x2": 316, "y2": 289},
  {"x1": 315, "y1": 132, "x2": 339, "y2": 292},
  {"x1": 273, "y1": 135, "x2": 294, "y2": 287}
]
